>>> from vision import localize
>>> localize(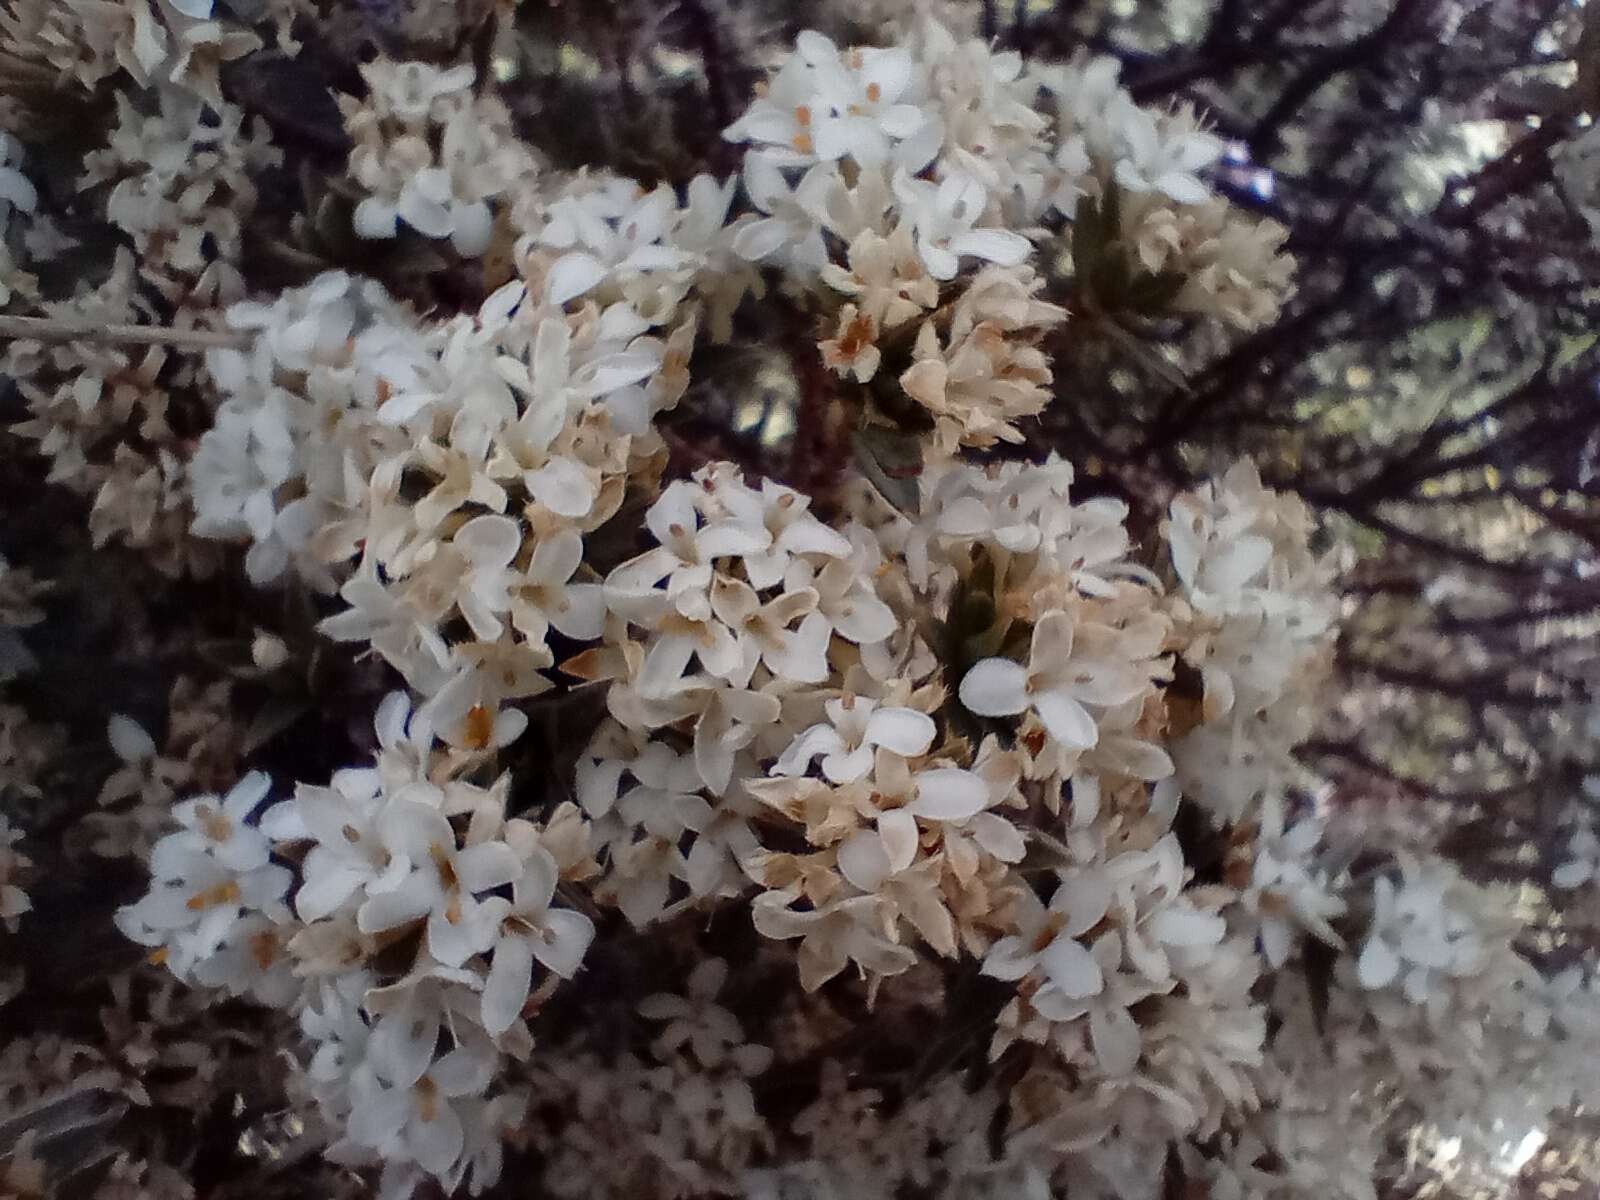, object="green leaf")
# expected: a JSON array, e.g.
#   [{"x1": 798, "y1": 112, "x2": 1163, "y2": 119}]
[{"x1": 852, "y1": 426, "x2": 923, "y2": 516}]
